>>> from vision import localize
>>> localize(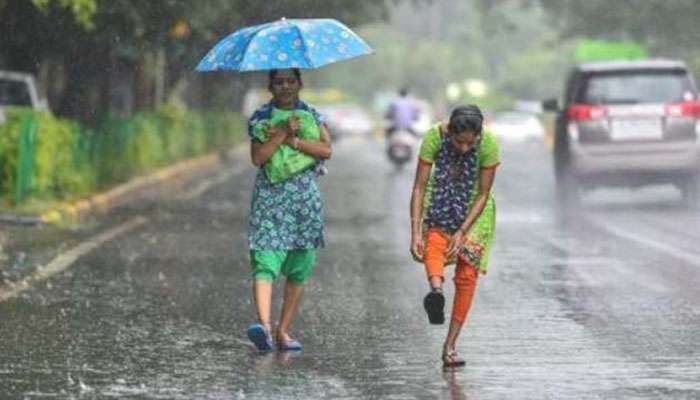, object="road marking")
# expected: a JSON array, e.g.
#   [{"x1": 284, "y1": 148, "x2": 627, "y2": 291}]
[
  {"x1": 532, "y1": 221, "x2": 671, "y2": 293},
  {"x1": 178, "y1": 164, "x2": 246, "y2": 201},
  {"x1": 0, "y1": 216, "x2": 148, "y2": 303},
  {"x1": 588, "y1": 215, "x2": 700, "y2": 267}
]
